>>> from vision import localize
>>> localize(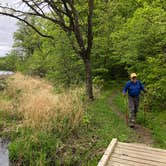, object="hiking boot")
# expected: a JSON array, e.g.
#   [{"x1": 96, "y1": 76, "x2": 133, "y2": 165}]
[
  {"x1": 130, "y1": 119, "x2": 135, "y2": 128},
  {"x1": 130, "y1": 122, "x2": 135, "y2": 128}
]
